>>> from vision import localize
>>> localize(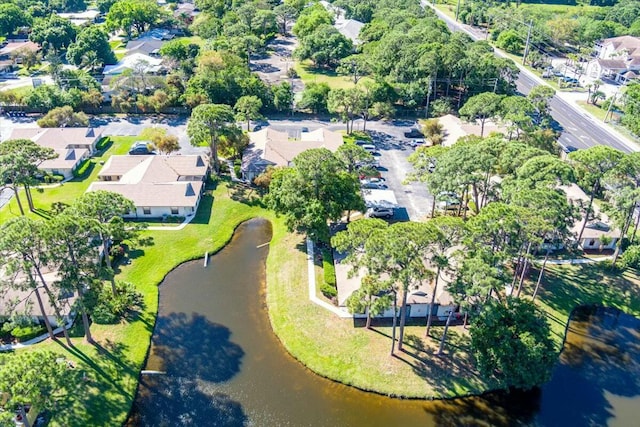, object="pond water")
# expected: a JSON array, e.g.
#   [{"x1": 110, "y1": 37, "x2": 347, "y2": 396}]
[{"x1": 128, "y1": 219, "x2": 640, "y2": 426}]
